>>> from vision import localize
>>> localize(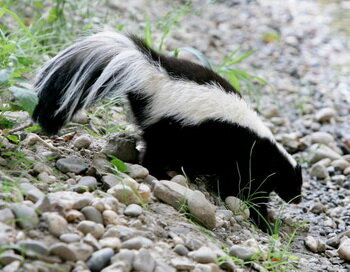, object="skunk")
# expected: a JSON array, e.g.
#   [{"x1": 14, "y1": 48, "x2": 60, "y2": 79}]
[{"x1": 32, "y1": 32, "x2": 302, "y2": 232}]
